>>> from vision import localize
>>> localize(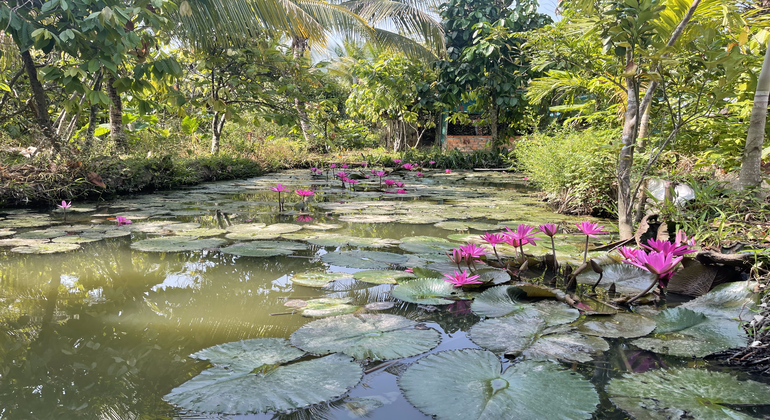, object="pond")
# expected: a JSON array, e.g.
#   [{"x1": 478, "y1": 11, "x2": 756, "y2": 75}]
[{"x1": 0, "y1": 167, "x2": 768, "y2": 420}]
